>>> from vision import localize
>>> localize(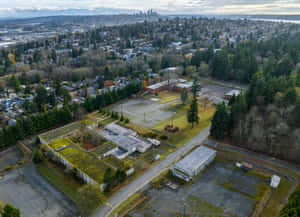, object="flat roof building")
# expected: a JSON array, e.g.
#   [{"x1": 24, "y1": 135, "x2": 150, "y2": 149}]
[
  {"x1": 171, "y1": 146, "x2": 216, "y2": 182},
  {"x1": 101, "y1": 123, "x2": 152, "y2": 159}
]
